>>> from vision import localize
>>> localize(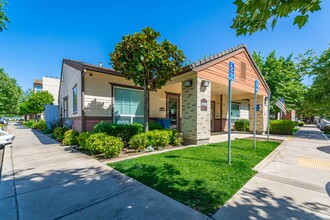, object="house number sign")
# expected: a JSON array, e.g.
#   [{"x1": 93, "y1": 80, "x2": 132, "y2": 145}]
[{"x1": 201, "y1": 98, "x2": 207, "y2": 111}]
